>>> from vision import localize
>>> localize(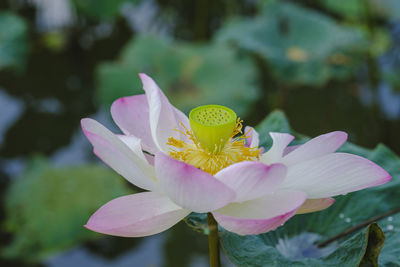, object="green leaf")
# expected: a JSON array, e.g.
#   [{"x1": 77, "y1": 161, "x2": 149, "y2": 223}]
[
  {"x1": 217, "y1": 2, "x2": 367, "y2": 86},
  {"x1": 218, "y1": 110, "x2": 400, "y2": 266},
  {"x1": 184, "y1": 213, "x2": 209, "y2": 235},
  {"x1": 359, "y1": 223, "x2": 385, "y2": 267},
  {"x1": 0, "y1": 12, "x2": 28, "y2": 71},
  {"x1": 221, "y1": 226, "x2": 370, "y2": 267},
  {"x1": 2, "y1": 157, "x2": 133, "y2": 262},
  {"x1": 96, "y1": 35, "x2": 259, "y2": 116},
  {"x1": 322, "y1": 0, "x2": 400, "y2": 21},
  {"x1": 321, "y1": 0, "x2": 365, "y2": 20}
]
